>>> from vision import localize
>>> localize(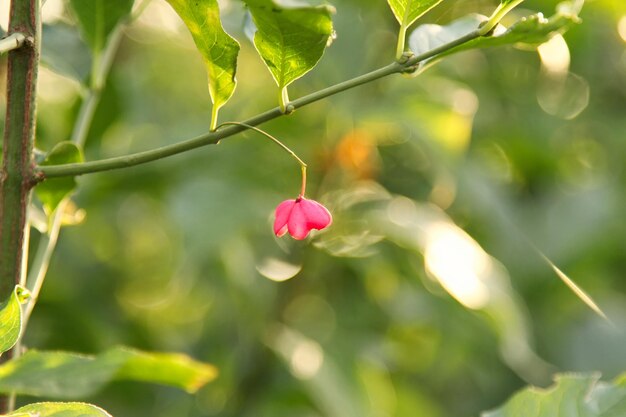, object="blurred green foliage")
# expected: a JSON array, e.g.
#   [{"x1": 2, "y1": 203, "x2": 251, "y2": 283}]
[{"x1": 2, "y1": 0, "x2": 626, "y2": 415}]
